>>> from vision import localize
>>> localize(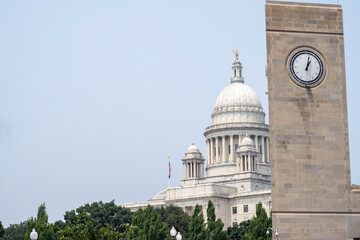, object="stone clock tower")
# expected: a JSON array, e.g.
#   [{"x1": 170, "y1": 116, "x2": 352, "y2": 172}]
[{"x1": 266, "y1": 1, "x2": 360, "y2": 239}]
